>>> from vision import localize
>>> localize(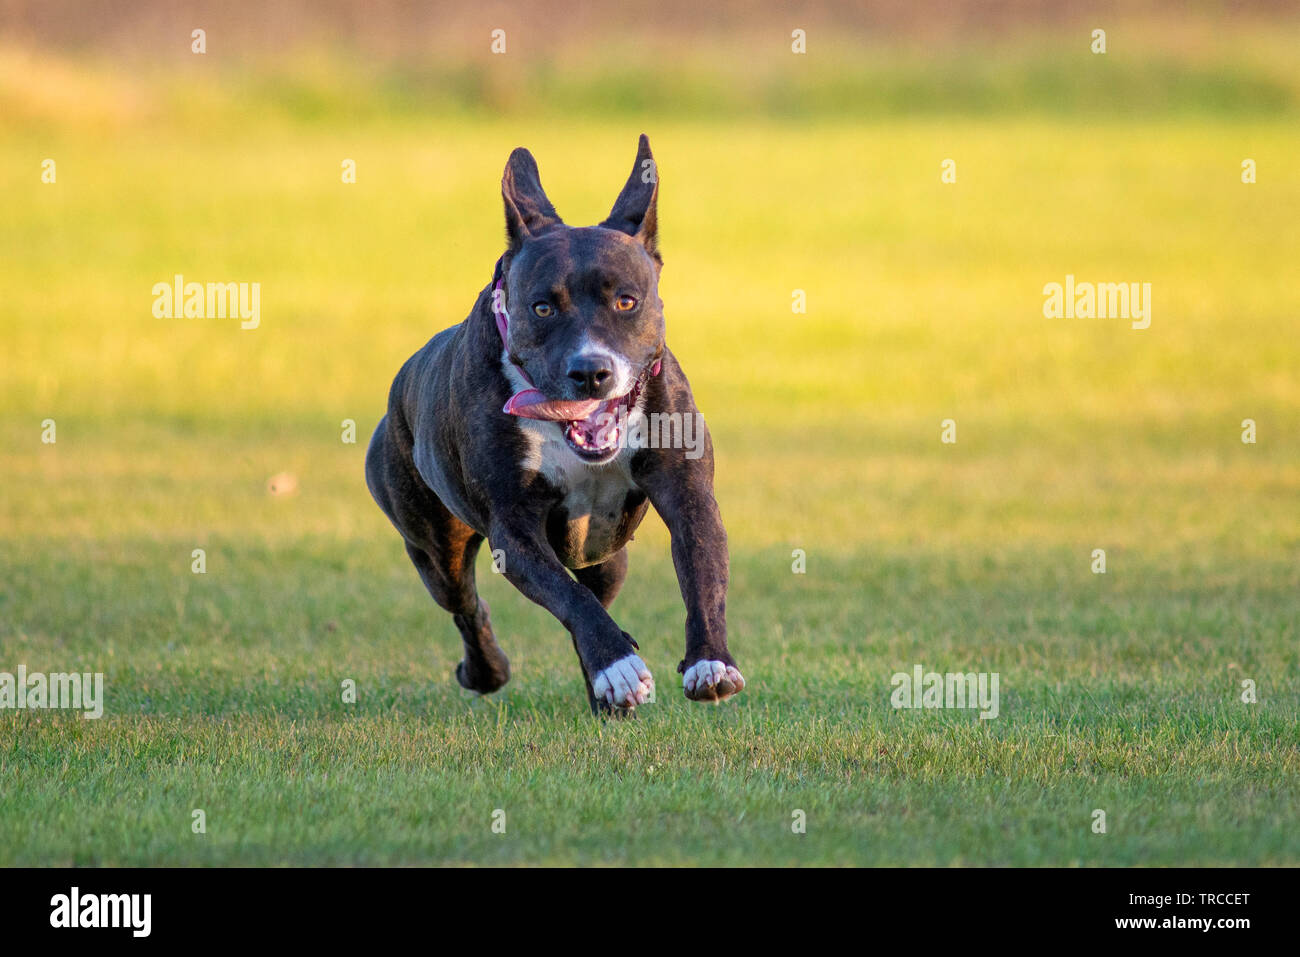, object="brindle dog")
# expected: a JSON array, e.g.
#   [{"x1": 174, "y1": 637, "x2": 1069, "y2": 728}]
[{"x1": 365, "y1": 136, "x2": 744, "y2": 714}]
